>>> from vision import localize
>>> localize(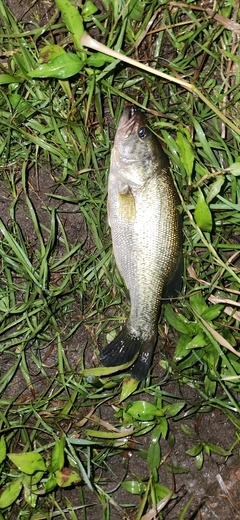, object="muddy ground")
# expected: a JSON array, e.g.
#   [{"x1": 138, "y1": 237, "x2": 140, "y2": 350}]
[{"x1": 1, "y1": 1, "x2": 240, "y2": 519}]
